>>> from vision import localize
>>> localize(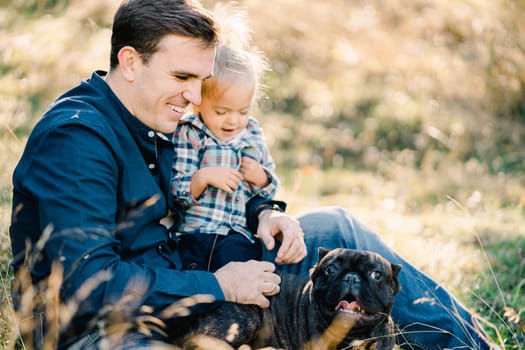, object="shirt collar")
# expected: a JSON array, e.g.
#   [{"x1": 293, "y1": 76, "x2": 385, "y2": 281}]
[
  {"x1": 181, "y1": 113, "x2": 248, "y2": 147},
  {"x1": 90, "y1": 71, "x2": 171, "y2": 146}
]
